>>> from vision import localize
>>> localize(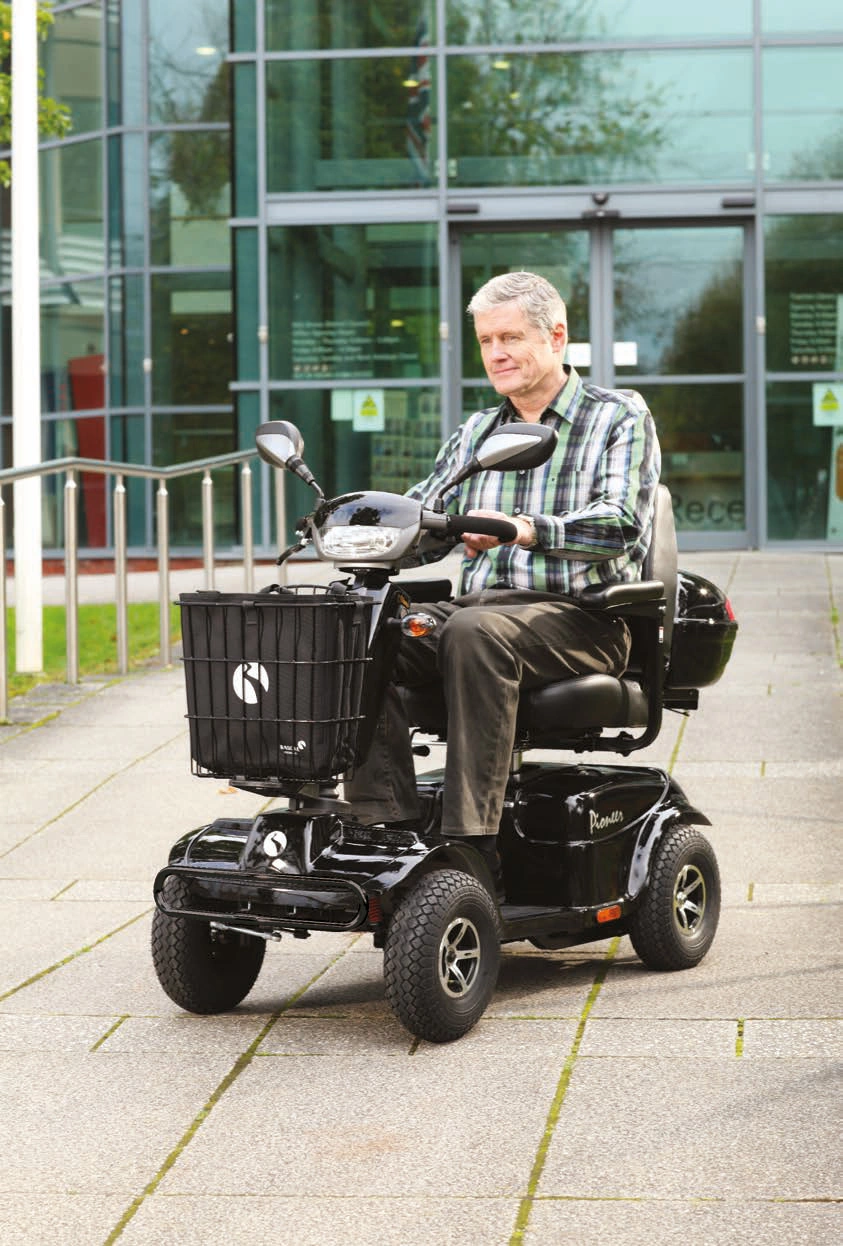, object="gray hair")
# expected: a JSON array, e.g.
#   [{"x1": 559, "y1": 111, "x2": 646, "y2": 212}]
[{"x1": 467, "y1": 271, "x2": 567, "y2": 337}]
